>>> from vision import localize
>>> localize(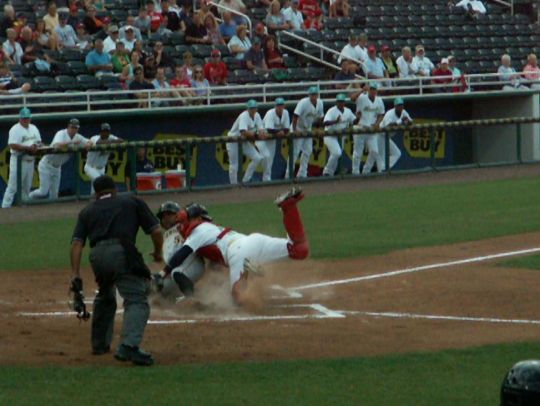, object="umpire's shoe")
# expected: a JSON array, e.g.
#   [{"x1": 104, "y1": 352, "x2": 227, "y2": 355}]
[{"x1": 114, "y1": 344, "x2": 154, "y2": 366}]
